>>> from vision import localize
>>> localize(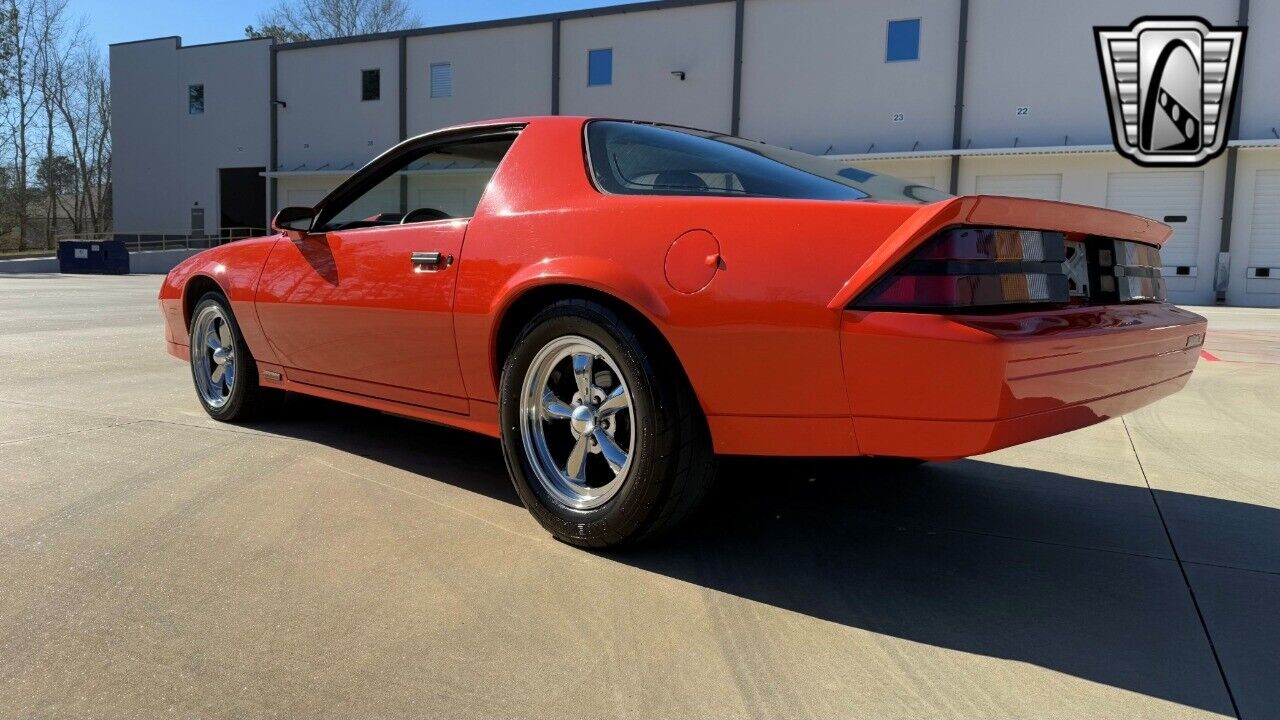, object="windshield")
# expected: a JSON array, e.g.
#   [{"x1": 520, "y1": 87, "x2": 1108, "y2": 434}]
[{"x1": 585, "y1": 120, "x2": 950, "y2": 205}]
